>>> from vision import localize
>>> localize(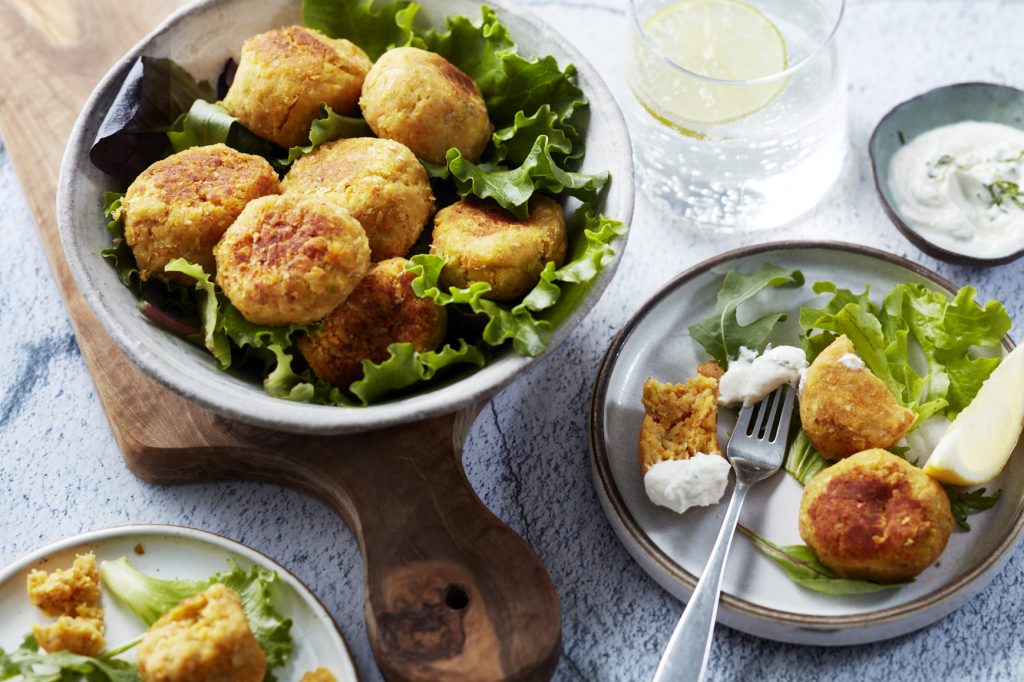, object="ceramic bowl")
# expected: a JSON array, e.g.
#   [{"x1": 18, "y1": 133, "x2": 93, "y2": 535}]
[
  {"x1": 869, "y1": 81, "x2": 1024, "y2": 266},
  {"x1": 56, "y1": 0, "x2": 633, "y2": 435},
  {"x1": 0, "y1": 525, "x2": 358, "y2": 680}
]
